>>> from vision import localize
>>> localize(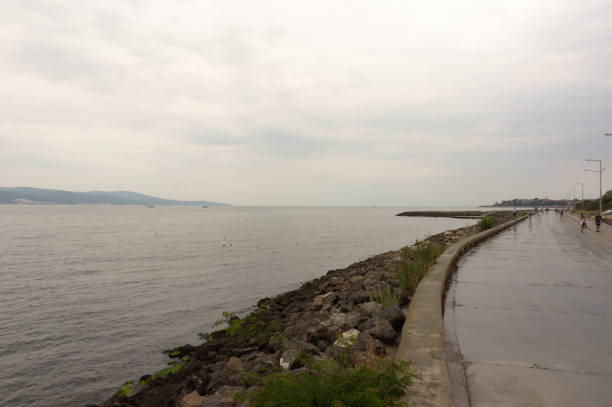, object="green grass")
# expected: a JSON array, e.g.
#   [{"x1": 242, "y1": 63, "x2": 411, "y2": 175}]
[
  {"x1": 247, "y1": 357, "x2": 415, "y2": 407},
  {"x1": 477, "y1": 216, "x2": 500, "y2": 232},
  {"x1": 396, "y1": 241, "x2": 443, "y2": 294},
  {"x1": 368, "y1": 285, "x2": 400, "y2": 308}
]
